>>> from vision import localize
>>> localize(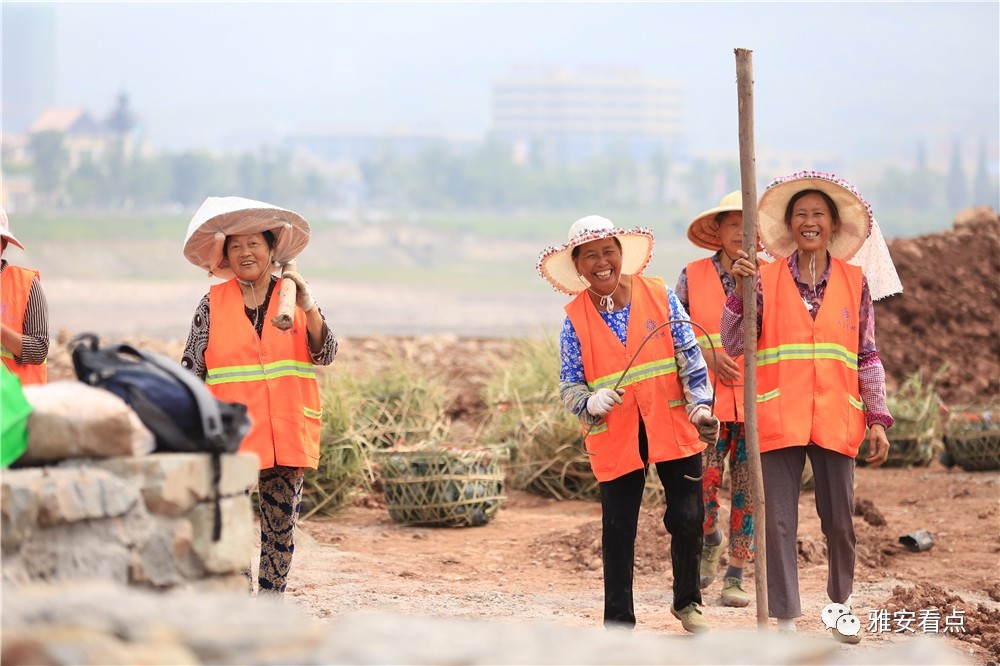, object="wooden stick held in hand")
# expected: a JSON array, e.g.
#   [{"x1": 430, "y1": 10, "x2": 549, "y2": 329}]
[
  {"x1": 272, "y1": 257, "x2": 298, "y2": 330},
  {"x1": 735, "y1": 47, "x2": 769, "y2": 628}
]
